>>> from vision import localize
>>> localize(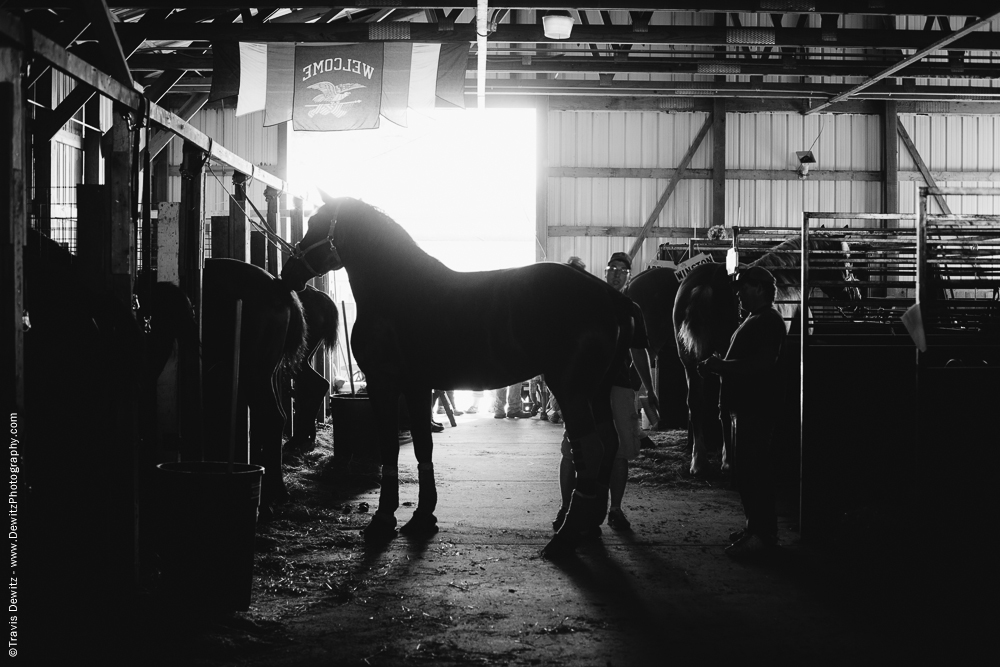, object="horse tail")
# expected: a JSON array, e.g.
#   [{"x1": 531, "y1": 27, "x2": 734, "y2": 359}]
[
  {"x1": 676, "y1": 284, "x2": 713, "y2": 361},
  {"x1": 279, "y1": 287, "x2": 309, "y2": 373},
  {"x1": 312, "y1": 290, "x2": 340, "y2": 351}
]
